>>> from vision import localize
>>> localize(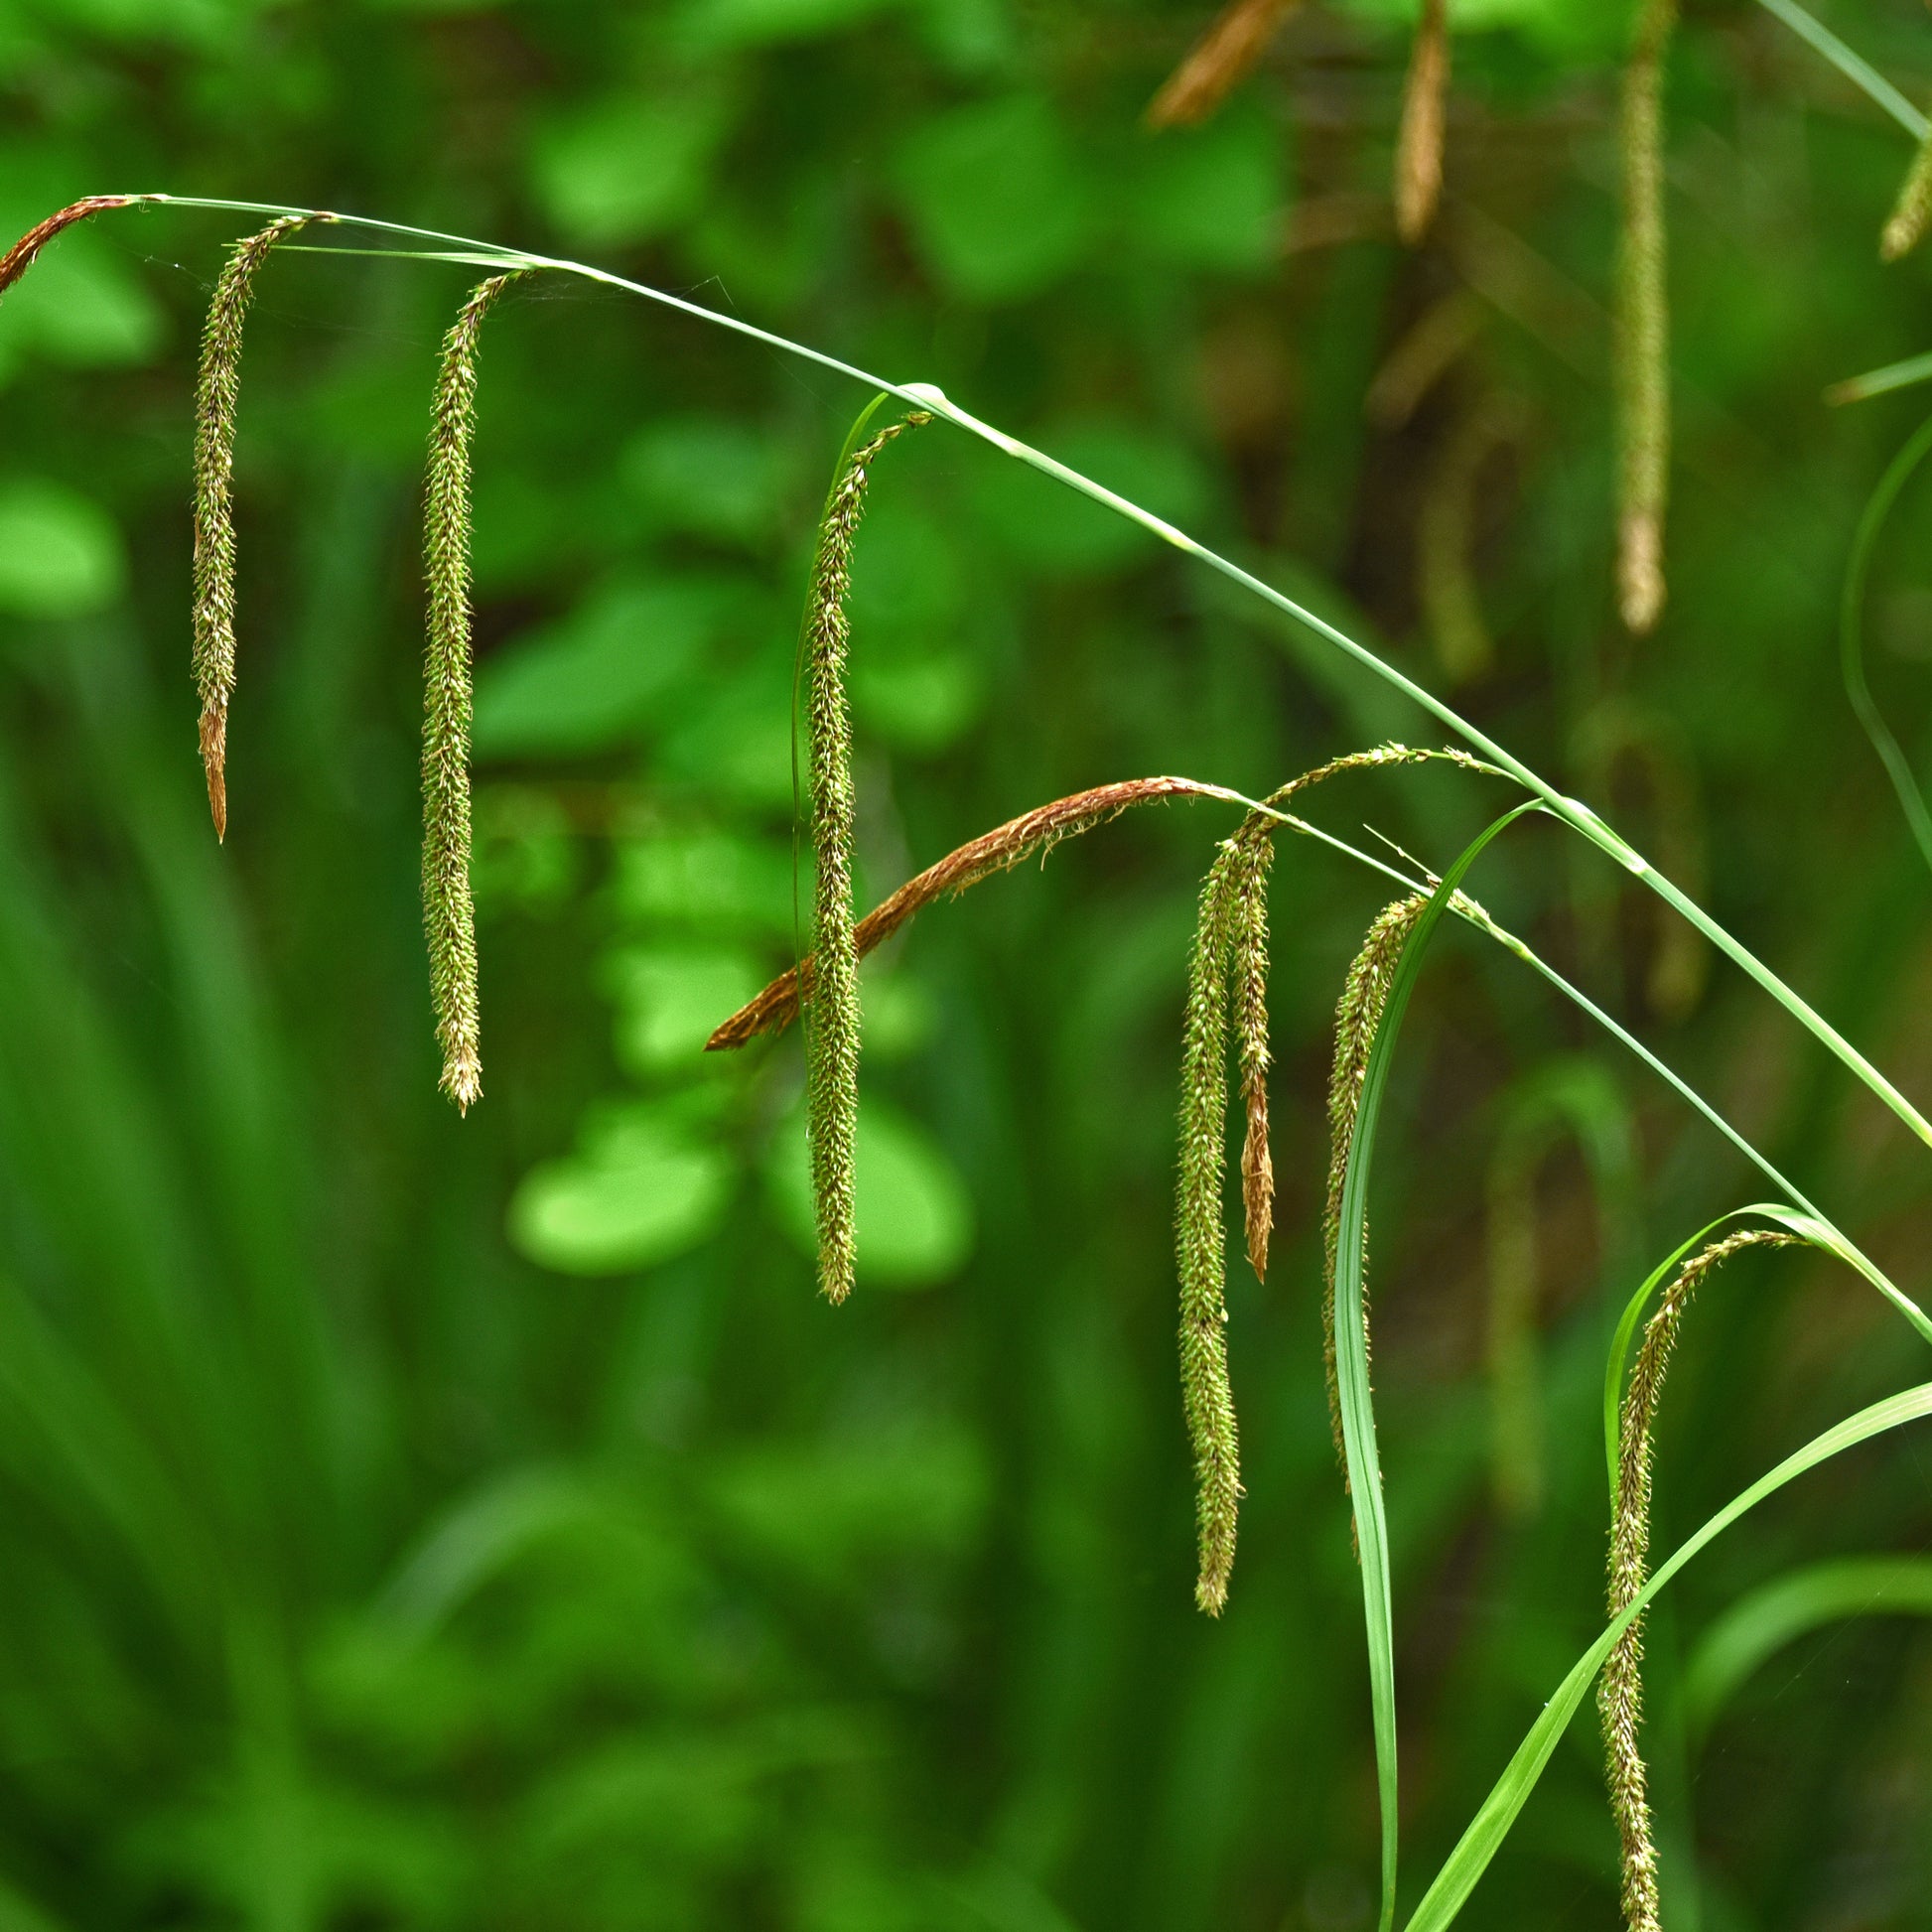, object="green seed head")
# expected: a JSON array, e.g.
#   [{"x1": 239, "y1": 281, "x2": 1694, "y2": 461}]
[
  {"x1": 802, "y1": 412, "x2": 928, "y2": 1304},
  {"x1": 192, "y1": 213, "x2": 318, "y2": 840},
  {"x1": 1177, "y1": 847, "x2": 1243, "y2": 1614},
  {"x1": 1599, "y1": 1225, "x2": 1801, "y2": 1932},
  {"x1": 422, "y1": 268, "x2": 529, "y2": 1113}
]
